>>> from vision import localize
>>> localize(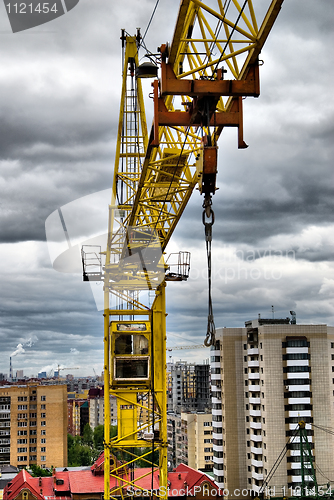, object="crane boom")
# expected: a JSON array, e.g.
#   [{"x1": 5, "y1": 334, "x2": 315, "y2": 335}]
[{"x1": 80, "y1": 2, "x2": 285, "y2": 499}]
